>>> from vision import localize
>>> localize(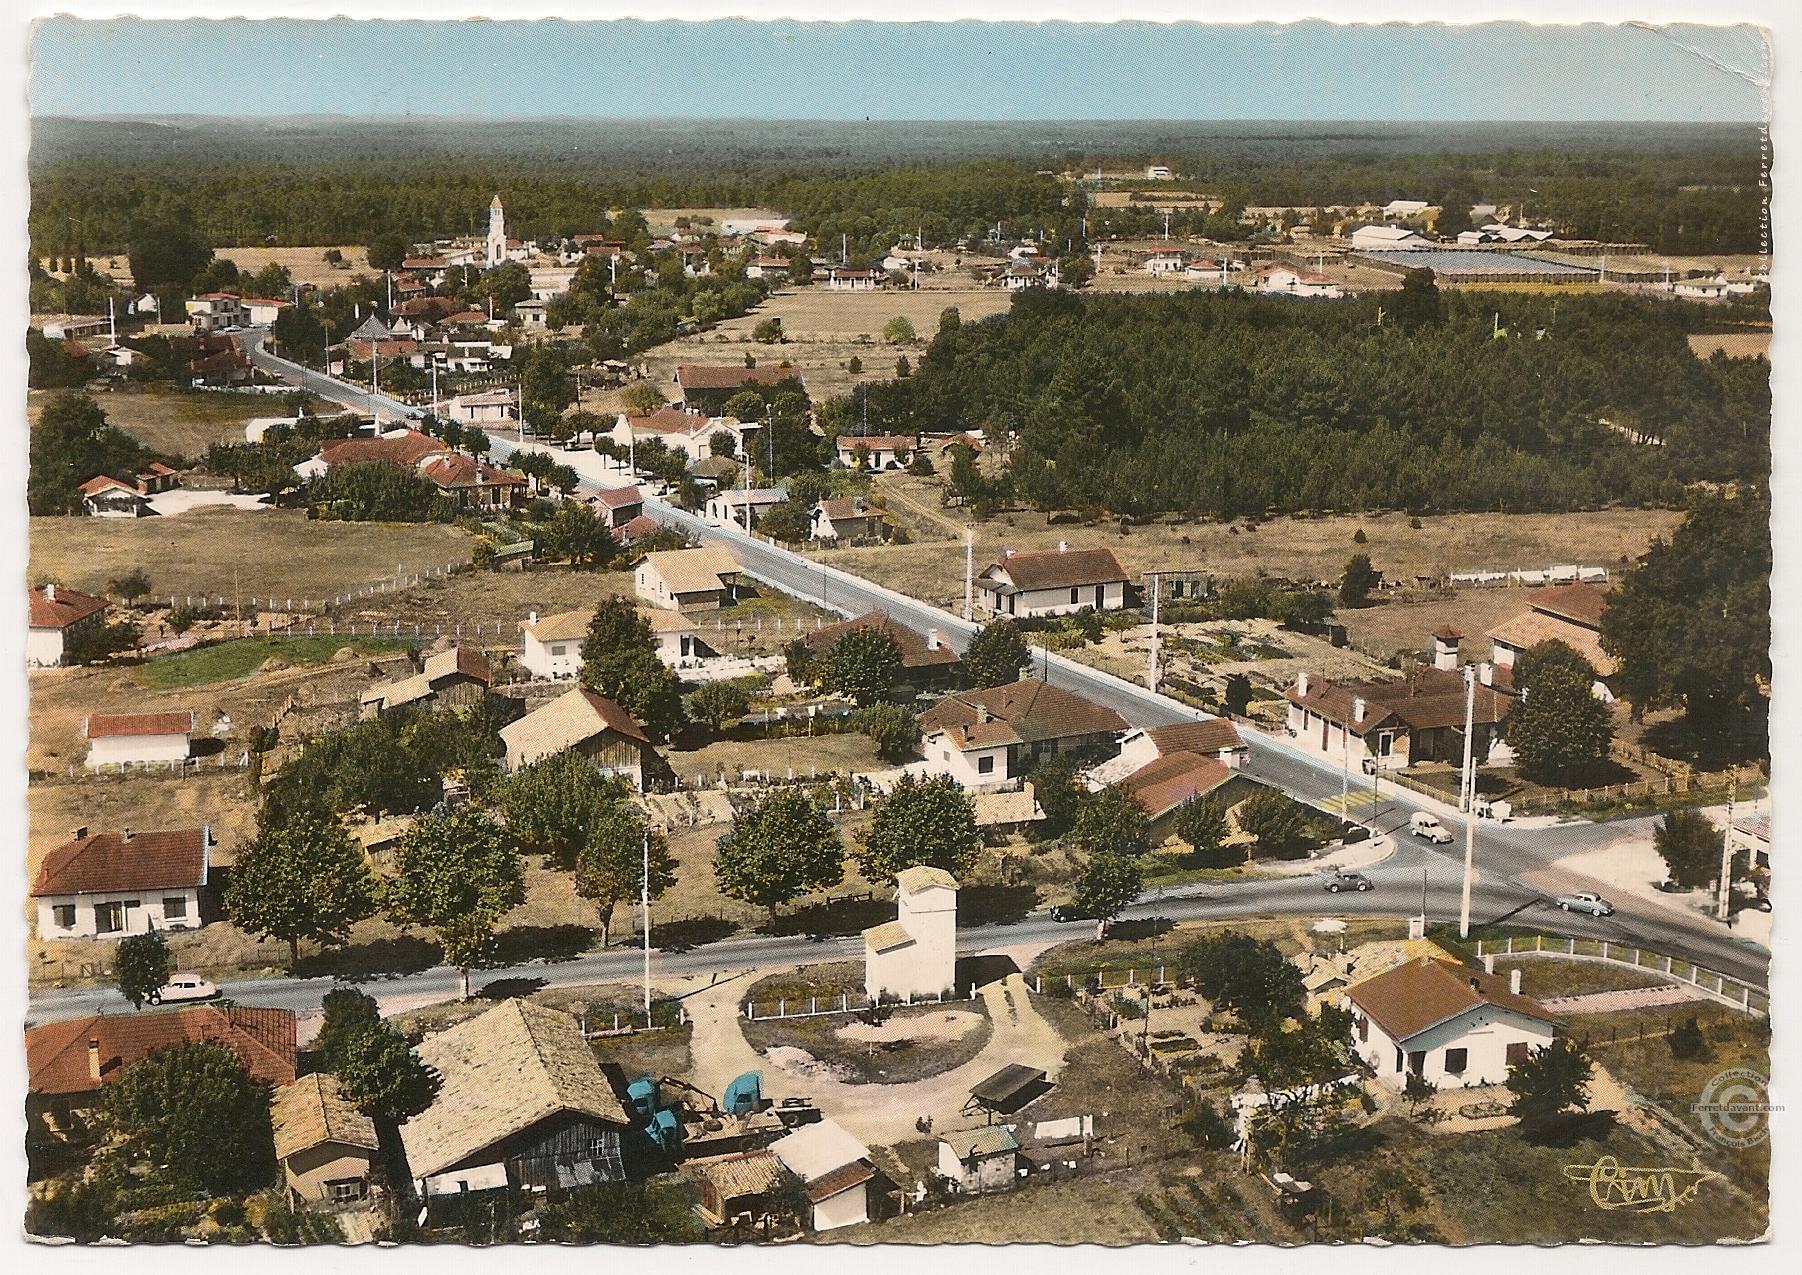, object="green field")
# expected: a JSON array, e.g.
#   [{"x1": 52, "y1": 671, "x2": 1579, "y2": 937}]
[{"x1": 134, "y1": 635, "x2": 409, "y2": 689}]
